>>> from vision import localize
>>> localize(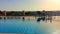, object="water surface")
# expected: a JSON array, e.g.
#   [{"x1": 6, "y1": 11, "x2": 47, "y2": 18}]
[{"x1": 0, "y1": 16, "x2": 60, "y2": 34}]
